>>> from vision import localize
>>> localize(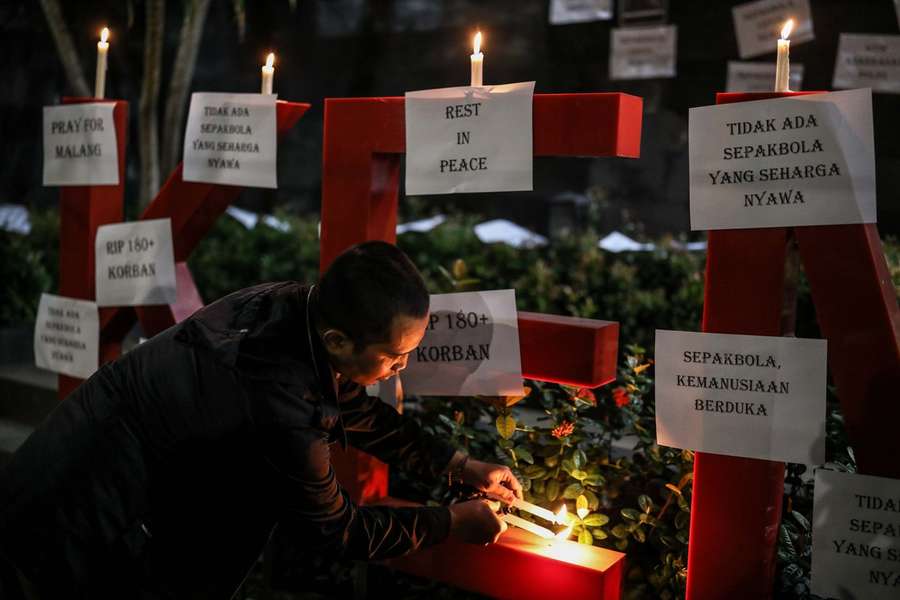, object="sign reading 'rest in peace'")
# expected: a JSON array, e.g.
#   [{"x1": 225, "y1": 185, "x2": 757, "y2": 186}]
[
  {"x1": 689, "y1": 88, "x2": 876, "y2": 231},
  {"x1": 43, "y1": 103, "x2": 119, "y2": 186},
  {"x1": 95, "y1": 218, "x2": 177, "y2": 307},
  {"x1": 183, "y1": 92, "x2": 278, "y2": 188},
  {"x1": 34, "y1": 293, "x2": 99, "y2": 380},
  {"x1": 404, "y1": 82, "x2": 535, "y2": 195},
  {"x1": 402, "y1": 289, "x2": 523, "y2": 396},
  {"x1": 654, "y1": 330, "x2": 826, "y2": 464},
  {"x1": 811, "y1": 469, "x2": 900, "y2": 599}
]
